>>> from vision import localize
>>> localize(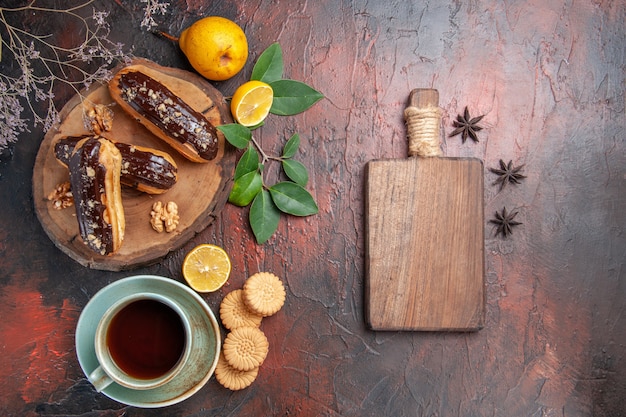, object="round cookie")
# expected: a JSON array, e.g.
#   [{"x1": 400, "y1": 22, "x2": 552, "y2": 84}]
[
  {"x1": 223, "y1": 326, "x2": 269, "y2": 372},
  {"x1": 220, "y1": 289, "x2": 263, "y2": 330},
  {"x1": 215, "y1": 351, "x2": 259, "y2": 390},
  {"x1": 243, "y1": 272, "x2": 286, "y2": 317}
]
